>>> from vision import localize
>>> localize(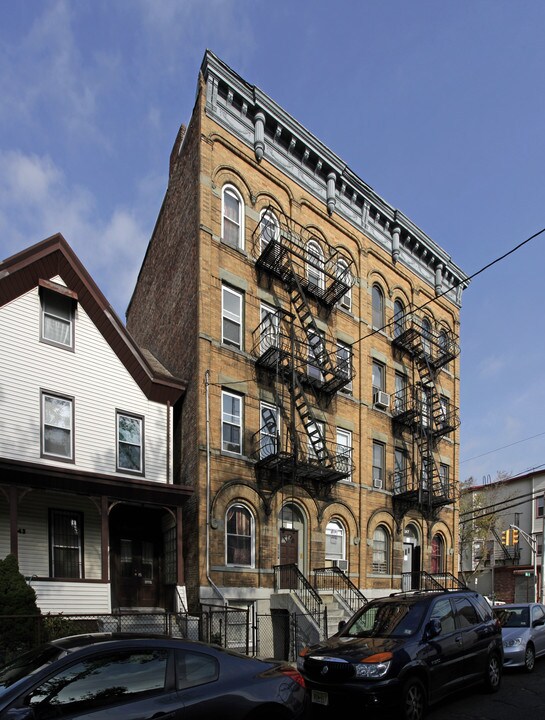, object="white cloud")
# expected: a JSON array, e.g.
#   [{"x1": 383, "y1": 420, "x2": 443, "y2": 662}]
[{"x1": 0, "y1": 150, "x2": 147, "y2": 318}]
